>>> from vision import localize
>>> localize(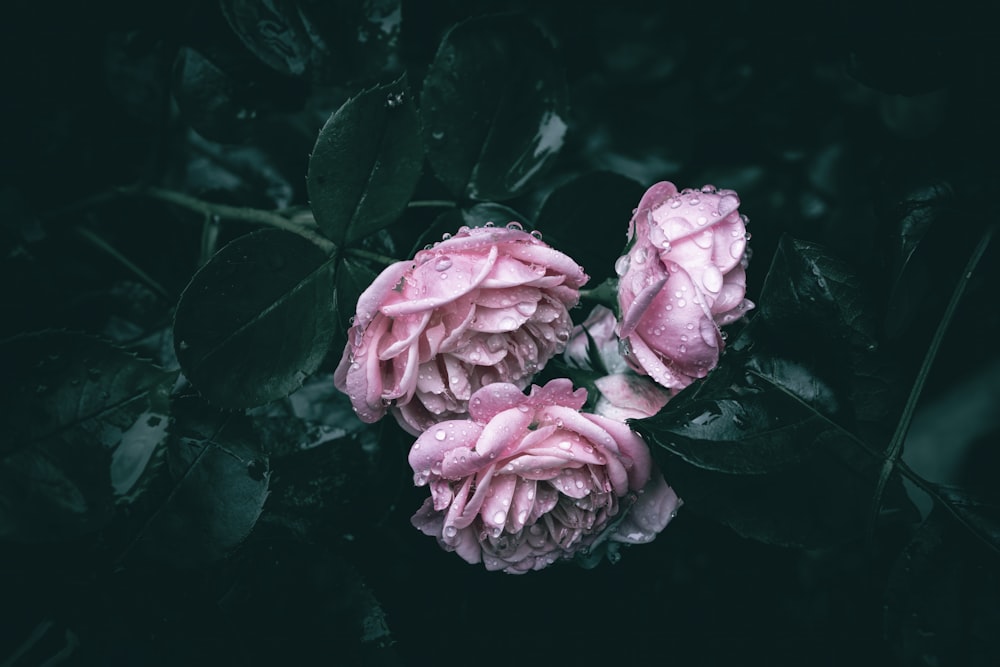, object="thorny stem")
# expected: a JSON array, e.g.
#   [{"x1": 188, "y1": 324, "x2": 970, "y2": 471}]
[{"x1": 867, "y1": 223, "x2": 996, "y2": 545}]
